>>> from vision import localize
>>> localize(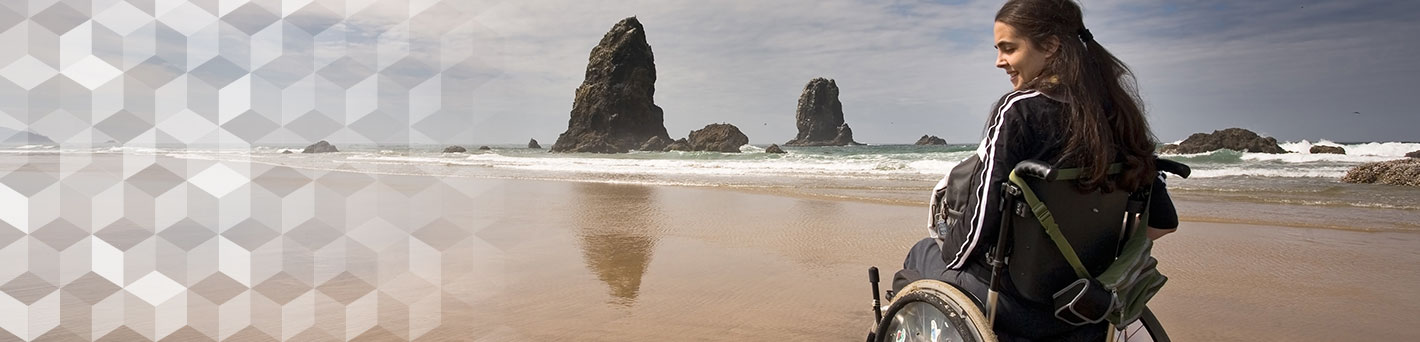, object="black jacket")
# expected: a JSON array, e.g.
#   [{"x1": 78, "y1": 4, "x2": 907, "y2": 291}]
[{"x1": 927, "y1": 90, "x2": 1177, "y2": 270}]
